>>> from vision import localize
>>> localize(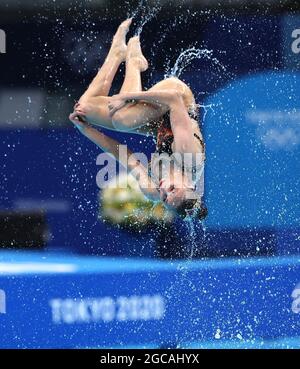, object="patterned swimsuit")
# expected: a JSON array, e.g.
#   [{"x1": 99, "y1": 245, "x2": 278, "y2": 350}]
[{"x1": 150, "y1": 112, "x2": 205, "y2": 198}]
